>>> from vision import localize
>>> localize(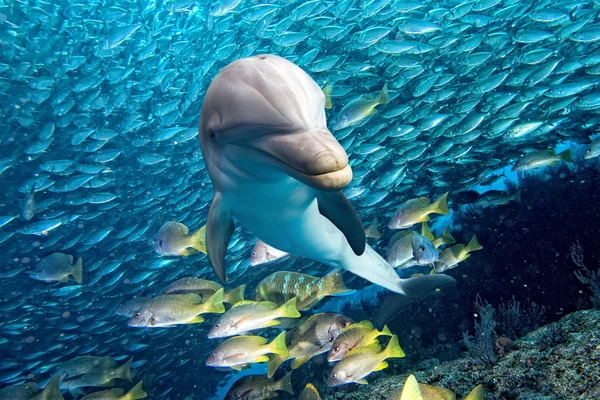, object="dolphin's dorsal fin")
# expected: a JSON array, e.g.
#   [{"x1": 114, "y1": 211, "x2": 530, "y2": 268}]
[
  {"x1": 316, "y1": 191, "x2": 366, "y2": 256},
  {"x1": 206, "y1": 192, "x2": 235, "y2": 282}
]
